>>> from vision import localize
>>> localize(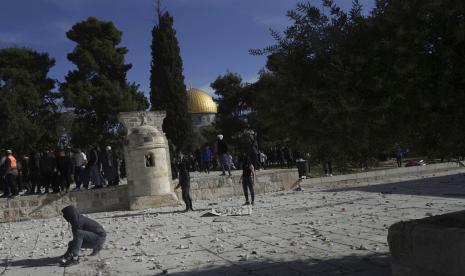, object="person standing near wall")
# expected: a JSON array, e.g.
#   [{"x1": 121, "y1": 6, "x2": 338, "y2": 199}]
[
  {"x1": 100, "y1": 146, "x2": 119, "y2": 186},
  {"x1": 1, "y1": 150, "x2": 18, "y2": 198},
  {"x1": 395, "y1": 145, "x2": 403, "y2": 167},
  {"x1": 217, "y1": 134, "x2": 232, "y2": 177},
  {"x1": 175, "y1": 160, "x2": 193, "y2": 212},
  {"x1": 72, "y1": 149, "x2": 87, "y2": 191},
  {"x1": 241, "y1": 157, "x2": 255, "y2": 206},
  {"x1": 201, "y1": 145, "x2": 213, "y2": 174}
]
